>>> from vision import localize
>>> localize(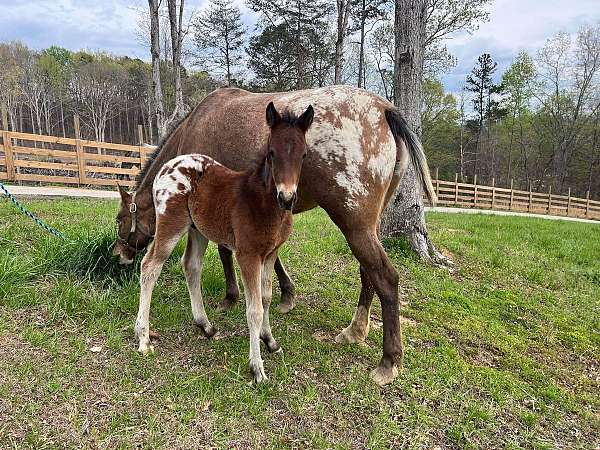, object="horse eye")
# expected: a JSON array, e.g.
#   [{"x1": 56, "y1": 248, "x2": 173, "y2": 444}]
[
  {"x1": 302, "y1": 153, "x2": 307, "y2": 159},
  {"x1": 269, "y1": 150, "x2": 275, "y2": 158}
]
